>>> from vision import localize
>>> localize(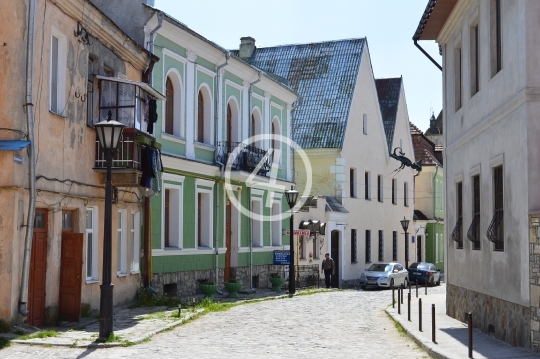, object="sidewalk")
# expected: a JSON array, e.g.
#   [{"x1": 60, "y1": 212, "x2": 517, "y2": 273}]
[
  {"x1": 2, "y1": 287, "x2": 328, "y2": 348},
  {"x1": 385, "y1": 283, "x2": 540, "y2": 359}
]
